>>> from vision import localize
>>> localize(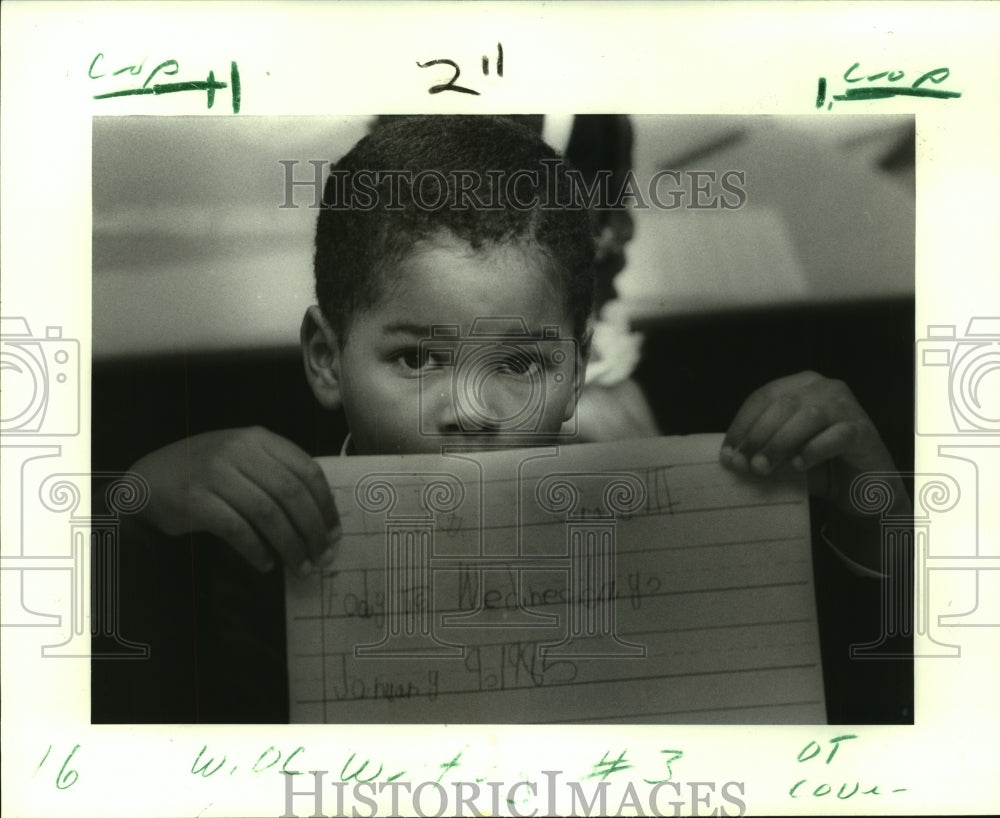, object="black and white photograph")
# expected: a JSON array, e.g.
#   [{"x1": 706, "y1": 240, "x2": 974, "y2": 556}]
[
  {"x1": 90, "y1": 113, "x2": 915, "y2": 727},
  {"x1": 2, "y1": 3, "x2": 998, "y2": 817}
]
